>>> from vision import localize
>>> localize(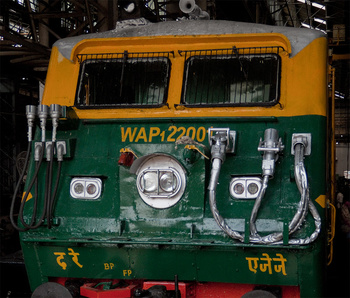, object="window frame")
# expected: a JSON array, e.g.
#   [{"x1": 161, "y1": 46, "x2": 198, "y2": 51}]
[
  {"x1": 179, "y1": 47, "x2": 282, "y2": 108},
  {"x1": 74, "y1": 52, "x2": 172, "y2": 109}
]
